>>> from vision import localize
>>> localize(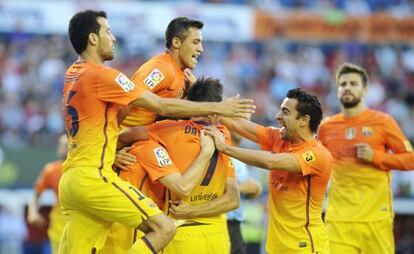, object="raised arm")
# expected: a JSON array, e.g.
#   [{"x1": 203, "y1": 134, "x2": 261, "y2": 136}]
[
  {"x1": 168, "y1": 177, "x2": 240, "y2": 219},
  {"x1": 27, "y1": 192, "x2": 46, "y2": 226},
  {"x1": 205, "y1": 126, "x2": 301, "y2": 173},
  {"x1": 220, "y1": 117, "x2": 260, "y2": 143},
  {"x1": 131, "y1": 91, "x2": 255, "y2": 118},
  {"x1": 158, "y1": 131, "x2": 215, "y2": 197}
]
